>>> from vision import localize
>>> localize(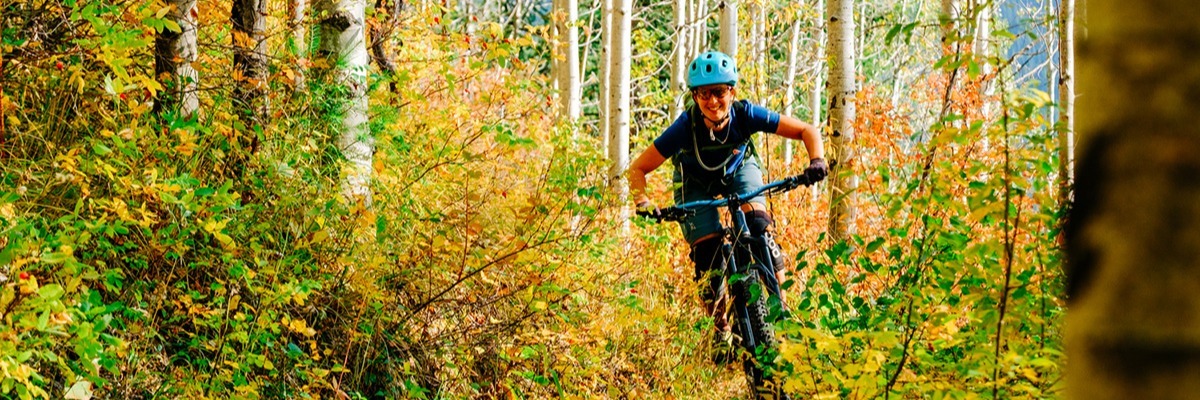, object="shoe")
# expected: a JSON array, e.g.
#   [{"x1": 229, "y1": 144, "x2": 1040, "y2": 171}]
[{"x1": 711, "y1": 328, "x2": 735, "y2": 365}]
